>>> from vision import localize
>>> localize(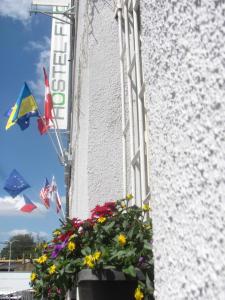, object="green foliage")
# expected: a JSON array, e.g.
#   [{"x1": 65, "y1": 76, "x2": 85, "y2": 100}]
[
  {"x1": 0, "y1": 234, "x2": 36, "y2": 259},
  {"x1": 30, "y1": 197, "x2": 154, "y2": 299}
]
